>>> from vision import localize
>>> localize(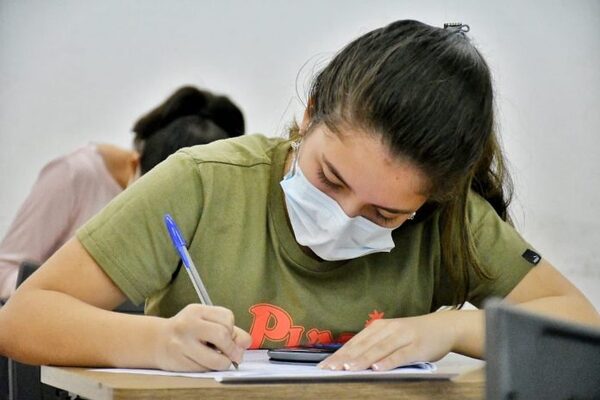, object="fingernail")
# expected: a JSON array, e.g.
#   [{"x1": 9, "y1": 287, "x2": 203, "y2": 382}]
[
  {"x1": 343, "y1": 362, "x2": 358, "y2": 371},
  {"x1": 372, "y1": 363, "x2": 380, "y2": 371}
]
